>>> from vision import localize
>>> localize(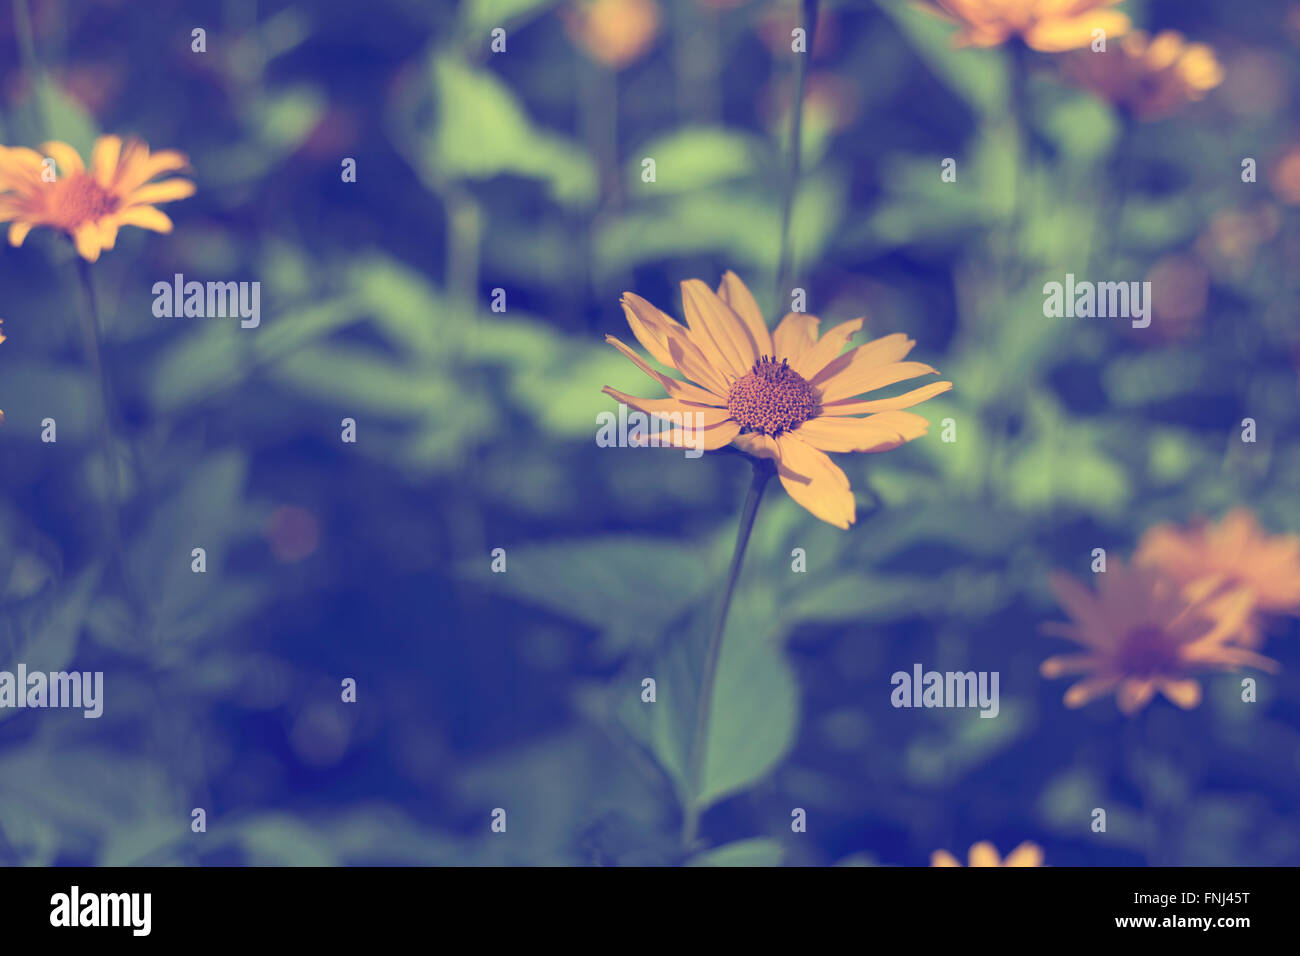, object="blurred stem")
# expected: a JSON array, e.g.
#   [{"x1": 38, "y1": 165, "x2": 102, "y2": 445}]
[
  {"x1": 675, "y1": 2, "x2": 720, "y2": 124},
  {"x1": 13, "y1": 0, "x2": 50, "y2": 138},
  {"x1": 775, "y1": 0, "x2": 819, "y2": 307},
  {"x1": 74, "y1": 258, "x2": 135, "y2": 608},
  {"x1": 682, "y1": 457, "x2": 775, "y2": 850}
]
